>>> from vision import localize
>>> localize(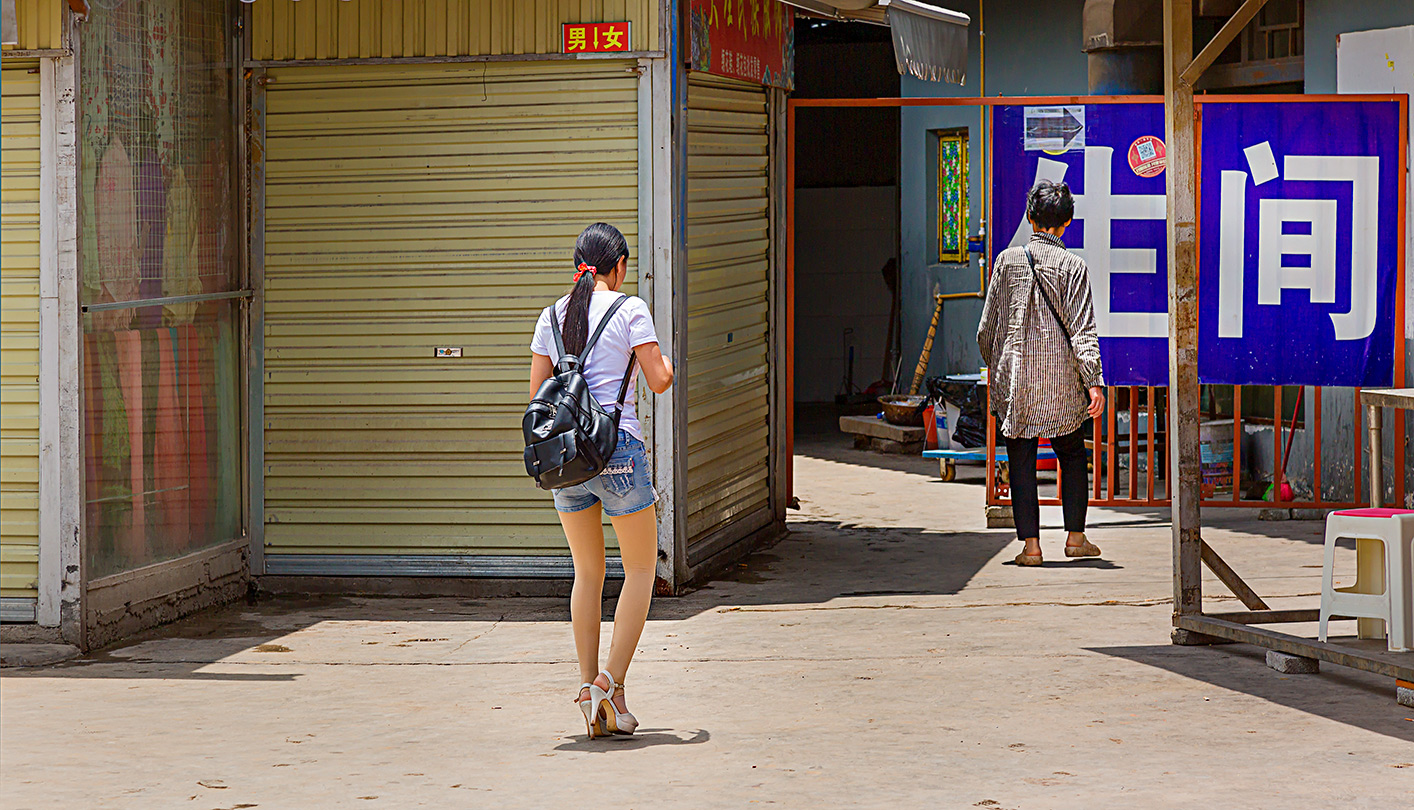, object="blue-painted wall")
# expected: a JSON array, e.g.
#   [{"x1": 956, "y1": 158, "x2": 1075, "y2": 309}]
[
  {"x1": 899, "y1": 0, "x2": 1088, "y2": 383},
  {"x1": 1304, "y1": 0, "x2": 1414, "y2": 94}
]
